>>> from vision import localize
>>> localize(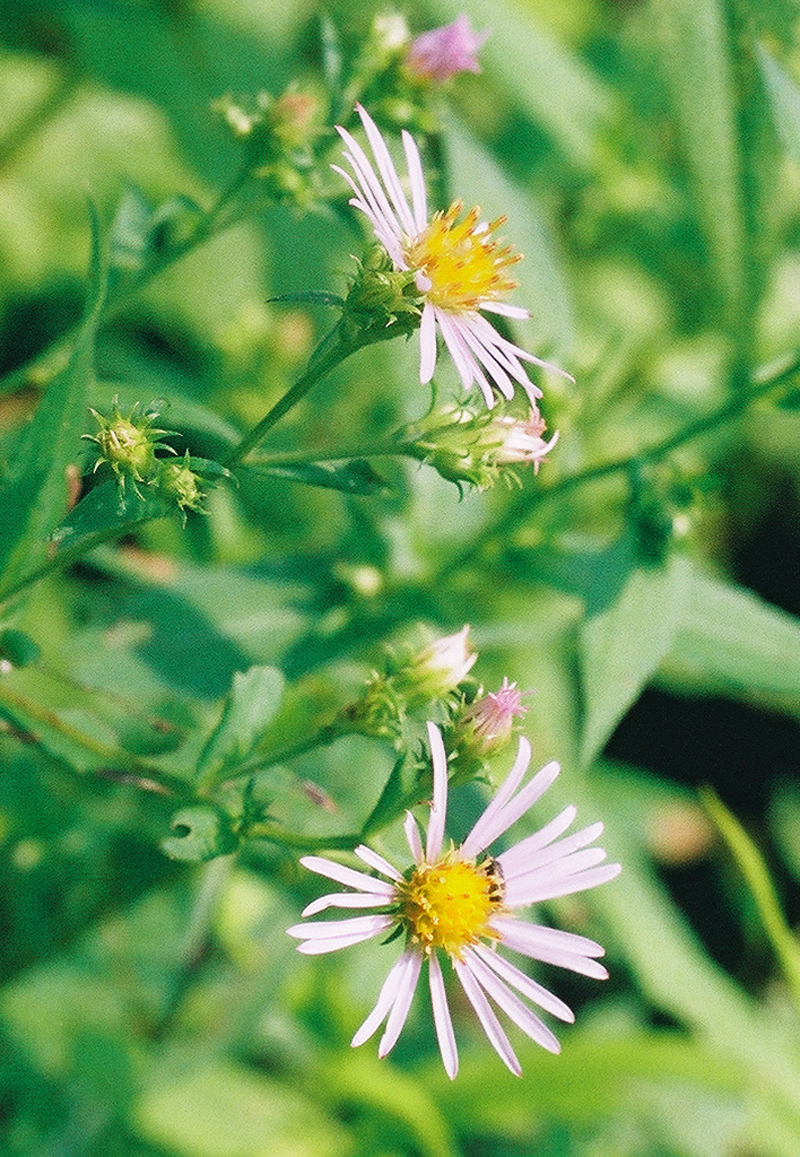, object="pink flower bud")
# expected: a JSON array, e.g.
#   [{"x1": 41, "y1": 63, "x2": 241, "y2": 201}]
[{"x1": 406, "y1": 15, "x2": 488, "y2": 84}]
